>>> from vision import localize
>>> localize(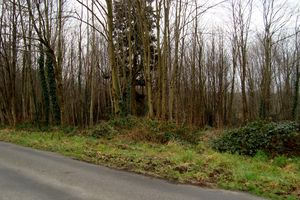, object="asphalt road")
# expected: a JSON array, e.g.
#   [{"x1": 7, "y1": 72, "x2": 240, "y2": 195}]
[{"x1": 0, "y1": 141, "x2": 266, "y2": 200}]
